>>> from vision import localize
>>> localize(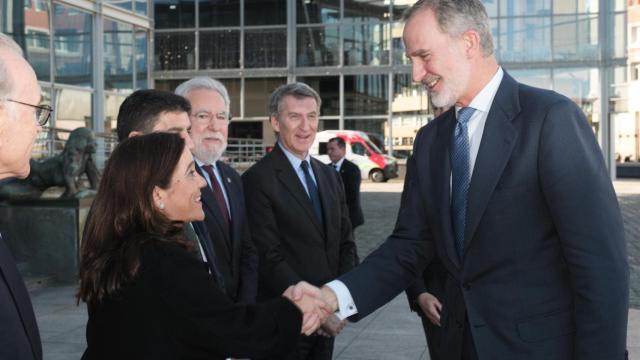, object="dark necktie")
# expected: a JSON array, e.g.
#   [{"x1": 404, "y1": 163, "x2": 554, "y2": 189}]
[
  {"x1": 300, "y1": 160, "x2": 323, "y2": 223},
  {"x1": 202, "y1": 164, "x2": 230, "y2": 233},
  {"x1": 451, "y1": 107, "x2": 475, "y2": 261},
  {"x1": 185, "y1": 222, "x2": 226, "y2": 295},
  {"x1": 332, "y1": 163, "x2": 338, "y2": 171}
]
